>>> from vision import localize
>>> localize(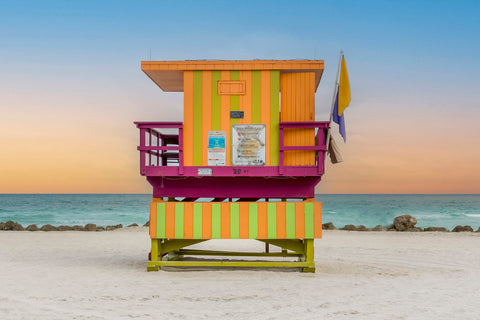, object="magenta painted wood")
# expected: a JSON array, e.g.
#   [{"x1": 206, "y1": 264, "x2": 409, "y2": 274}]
[{"x1": 134, "y1": 121, "x2": 329, "y2": 198}]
